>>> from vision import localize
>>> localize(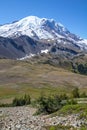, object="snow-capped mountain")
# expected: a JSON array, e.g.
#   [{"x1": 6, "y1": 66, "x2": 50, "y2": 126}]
[
  {"x1": 0, "y1": 16, "x2": 68, "y2": 39},
  {"x1": 0, "y1": 16, "x2": 87, "y2": 59},
  {"x1": 0, "y1": 16, "x2": 81, "y2": 39}
]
